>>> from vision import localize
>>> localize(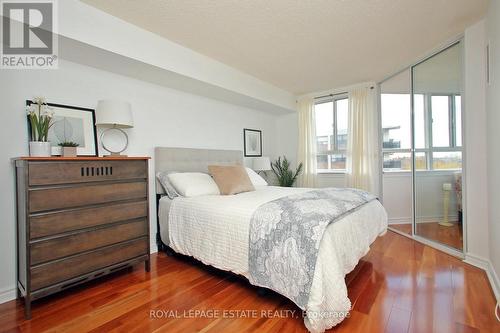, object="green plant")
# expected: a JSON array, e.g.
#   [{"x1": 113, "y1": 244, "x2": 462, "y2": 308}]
[
  {"x1": 58, "y1": 141, "x2": 79, "y2": 147},
  {"x1": 26, "y1": 97, "x2": 54, "y2": 142},
  {"x1": 271, "y1": 156, "x2": 303, "y2": 187}
]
